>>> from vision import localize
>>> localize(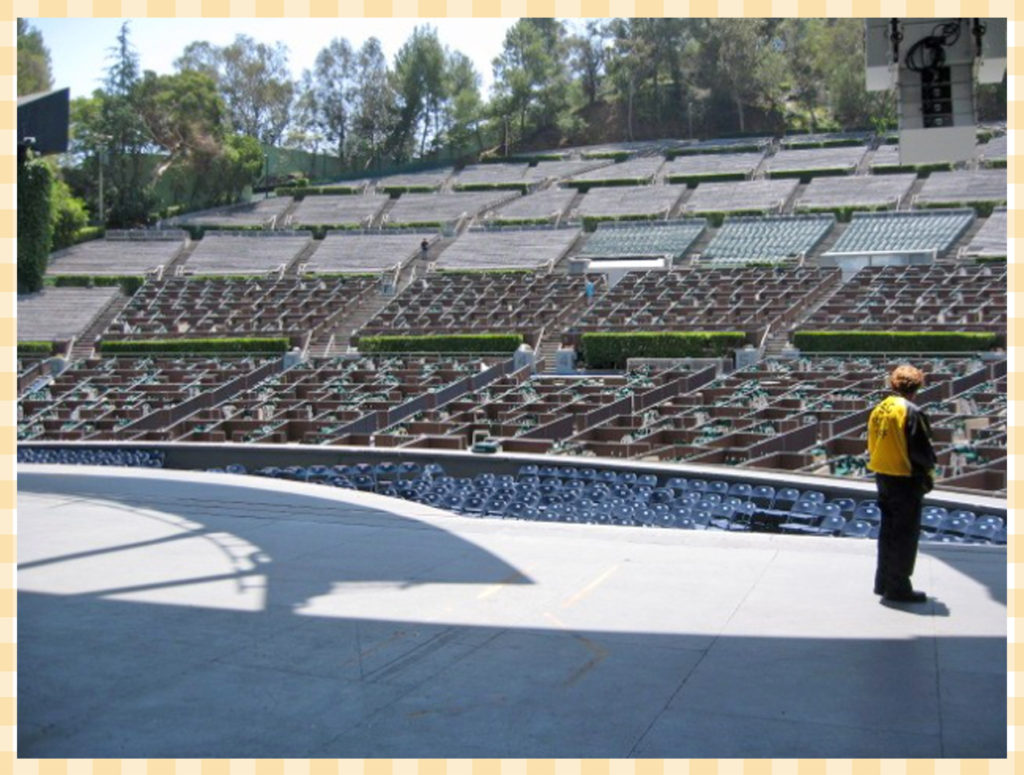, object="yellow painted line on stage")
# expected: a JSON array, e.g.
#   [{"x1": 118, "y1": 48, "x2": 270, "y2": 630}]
[{"x1": 562, "y1": 564, "x2": 619, "y2": 609}]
